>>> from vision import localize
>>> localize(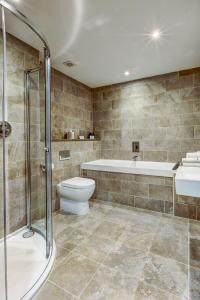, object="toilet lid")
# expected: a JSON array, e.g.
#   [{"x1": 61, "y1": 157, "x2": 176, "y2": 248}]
[{"x1": 61, "y1": 177, "x2": 95, "y2": 189}]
